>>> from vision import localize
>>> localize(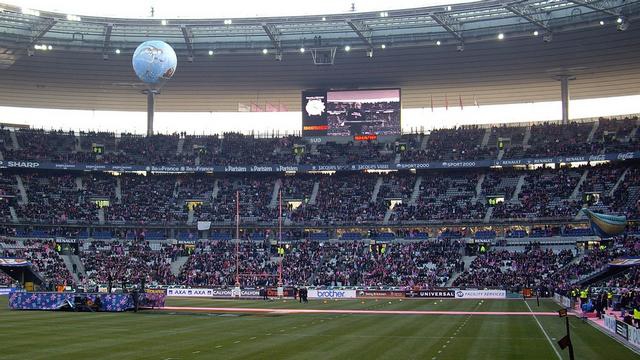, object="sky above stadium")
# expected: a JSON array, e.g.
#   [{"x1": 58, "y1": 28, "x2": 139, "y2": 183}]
[{"x1": 6, "y1": 0, "x2": 474, "y2": 18}]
